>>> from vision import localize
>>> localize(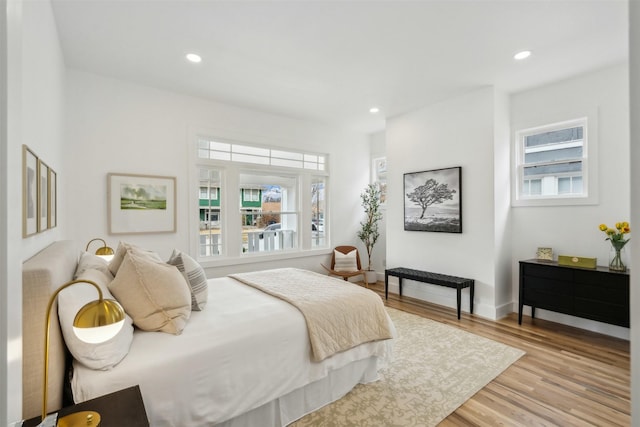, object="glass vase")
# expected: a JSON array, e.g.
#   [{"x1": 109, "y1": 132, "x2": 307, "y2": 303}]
[{"x1": 609, "y1": 245, "x2": 627, "y2": 272}]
